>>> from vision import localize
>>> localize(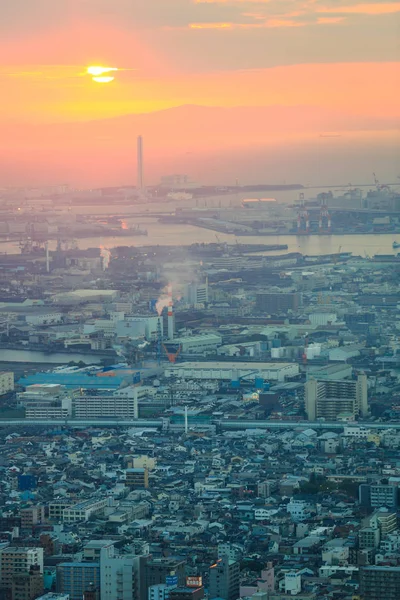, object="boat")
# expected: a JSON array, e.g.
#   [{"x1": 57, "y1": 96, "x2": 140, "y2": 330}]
[{"x1": 393, "y1": 242, "x2": 400, "y2": 249}]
